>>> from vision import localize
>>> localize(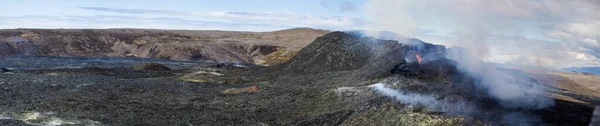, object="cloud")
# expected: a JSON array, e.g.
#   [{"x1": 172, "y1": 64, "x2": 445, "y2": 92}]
[
  {"x1": 320, "y1": 0, "x2": 328, "y2": 7},
  {"x1": 484, "y1": 36, "x2": 596, "y2": 67},
  {"x1": 544, "y1": 21, "x2": 600, "y2": 58},
  {"x1": 340, "y1": 2, "x2": 358, "y2": 12},
  {"x1": 75, "y1": 6, "x2": 366, "y2": 31},
  {"x1": 363, "y1": 0, "x2": 600, "y2": 67},
  {"x1": 191, "y1": 12, "x2": 365, "y2": 29},
  {"x1": 0, "y1": 15, "x2": 291, "y2": 31},
  {"x1": 319, "y1": 1, "x2": 360, "y2": 13},
  {"x1": 76, "y1": 7, "x2": 175, "y2": 14}
]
